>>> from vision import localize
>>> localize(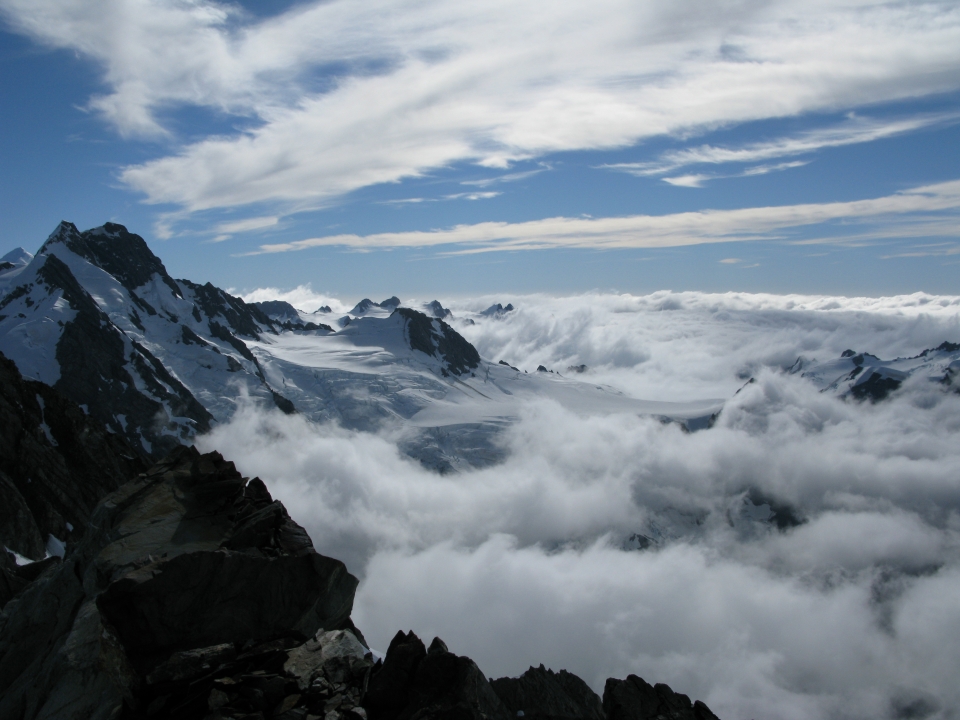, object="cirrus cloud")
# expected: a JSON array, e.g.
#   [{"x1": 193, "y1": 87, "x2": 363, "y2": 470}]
[{"x1": 3, "y1": 0, "x2": 960, "y2": 212}]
